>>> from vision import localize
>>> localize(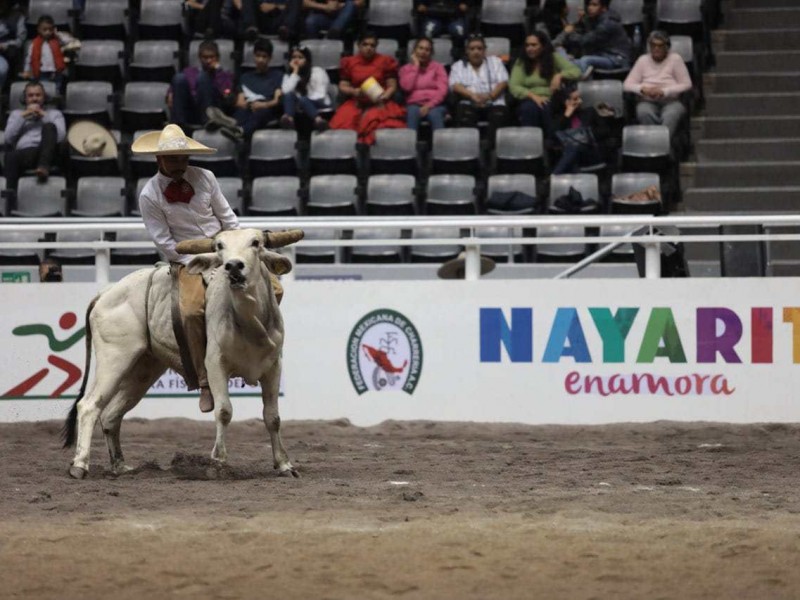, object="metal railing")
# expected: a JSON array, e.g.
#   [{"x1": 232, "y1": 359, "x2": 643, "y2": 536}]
[{"x1": 1, "y1": 213, "x2": 799, "y2": 283}]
